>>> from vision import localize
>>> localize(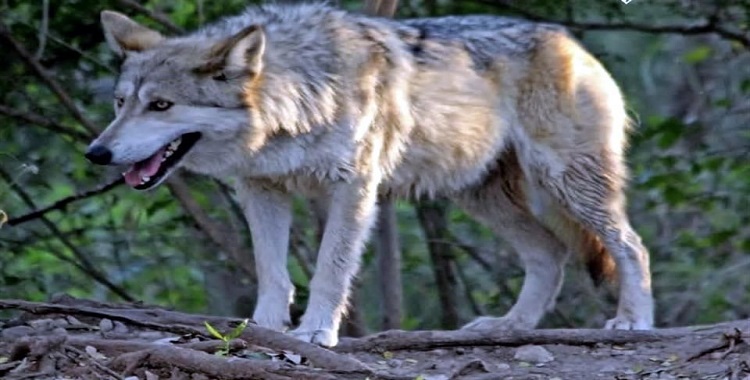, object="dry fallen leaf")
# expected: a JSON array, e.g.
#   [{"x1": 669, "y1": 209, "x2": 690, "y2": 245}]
[{"x1": 282, "y1": 350, "x2": 302, "y2": 365}]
